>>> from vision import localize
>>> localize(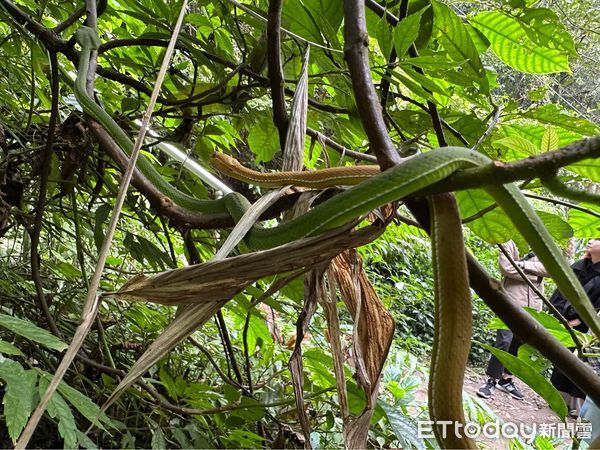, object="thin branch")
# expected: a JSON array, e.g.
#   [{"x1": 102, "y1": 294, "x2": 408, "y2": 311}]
[
  {"x1": 267, "y1": 0, "x2": 287, "y2": 148},
  {"x1": 472, "y1": 105, "x2": 503, "y2": 151},
  {"x1": 306, "y1": 128, "x2": 378, "y2": 162},
  {"x1": 29, "y1": 51, "x2": 61, "y2": 338},
  {"x1": 524, "y1": 193, "x2": 600, "y2": 219}
]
